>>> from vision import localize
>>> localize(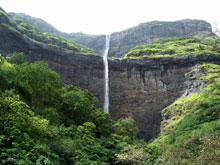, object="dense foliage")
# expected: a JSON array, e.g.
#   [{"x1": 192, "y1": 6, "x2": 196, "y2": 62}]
[
  {"x1": 123, "y1": 37, "x2": 220, "y2": 59},
  {"x1": 0, "y1": 53, "x2": 149, "y2": 164}
]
